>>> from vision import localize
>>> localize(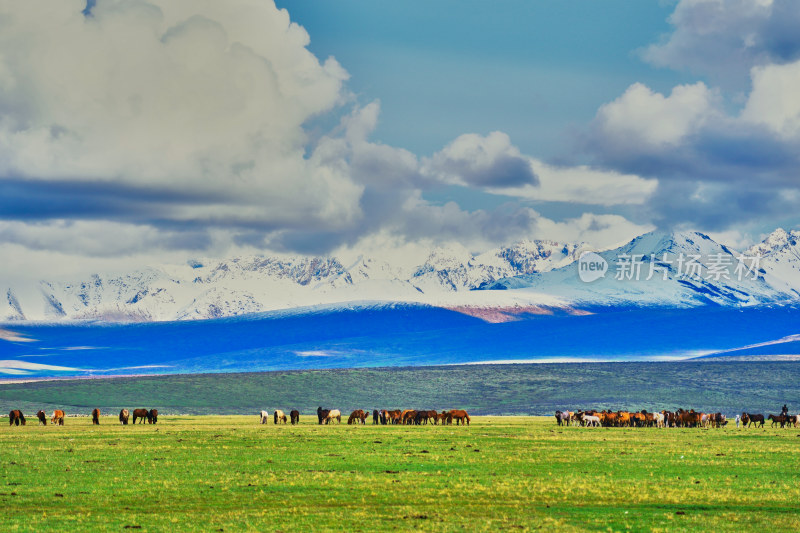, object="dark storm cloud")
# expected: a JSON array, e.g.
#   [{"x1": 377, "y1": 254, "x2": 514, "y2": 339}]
[{"x1": 0, "y1": 177, "x2": 224, "y2": 222}]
